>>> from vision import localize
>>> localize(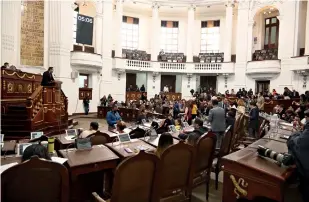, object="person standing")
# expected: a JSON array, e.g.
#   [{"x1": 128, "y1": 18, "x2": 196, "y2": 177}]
[
  {"x1": 208, "y1": 99, "x2": 226, "y2": 148},
  {"x1": 256, "y1": 92, "x2": 265, "y2": 111},
  {"x1": 41, "y1": 67, "x2": 55, "y2": 86},
  {"x1": 83, "y1": 96, "x2": 90, "y2": 115},
  {"x1": 163, "y1": 85, "x2": 169, "y2": 93},
  {"x1": 248, "y1": 101, "x2": 259, "y2": 138},
  {"x1": 140, "y1": 84, "x2": 146, "y2": 92}
]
